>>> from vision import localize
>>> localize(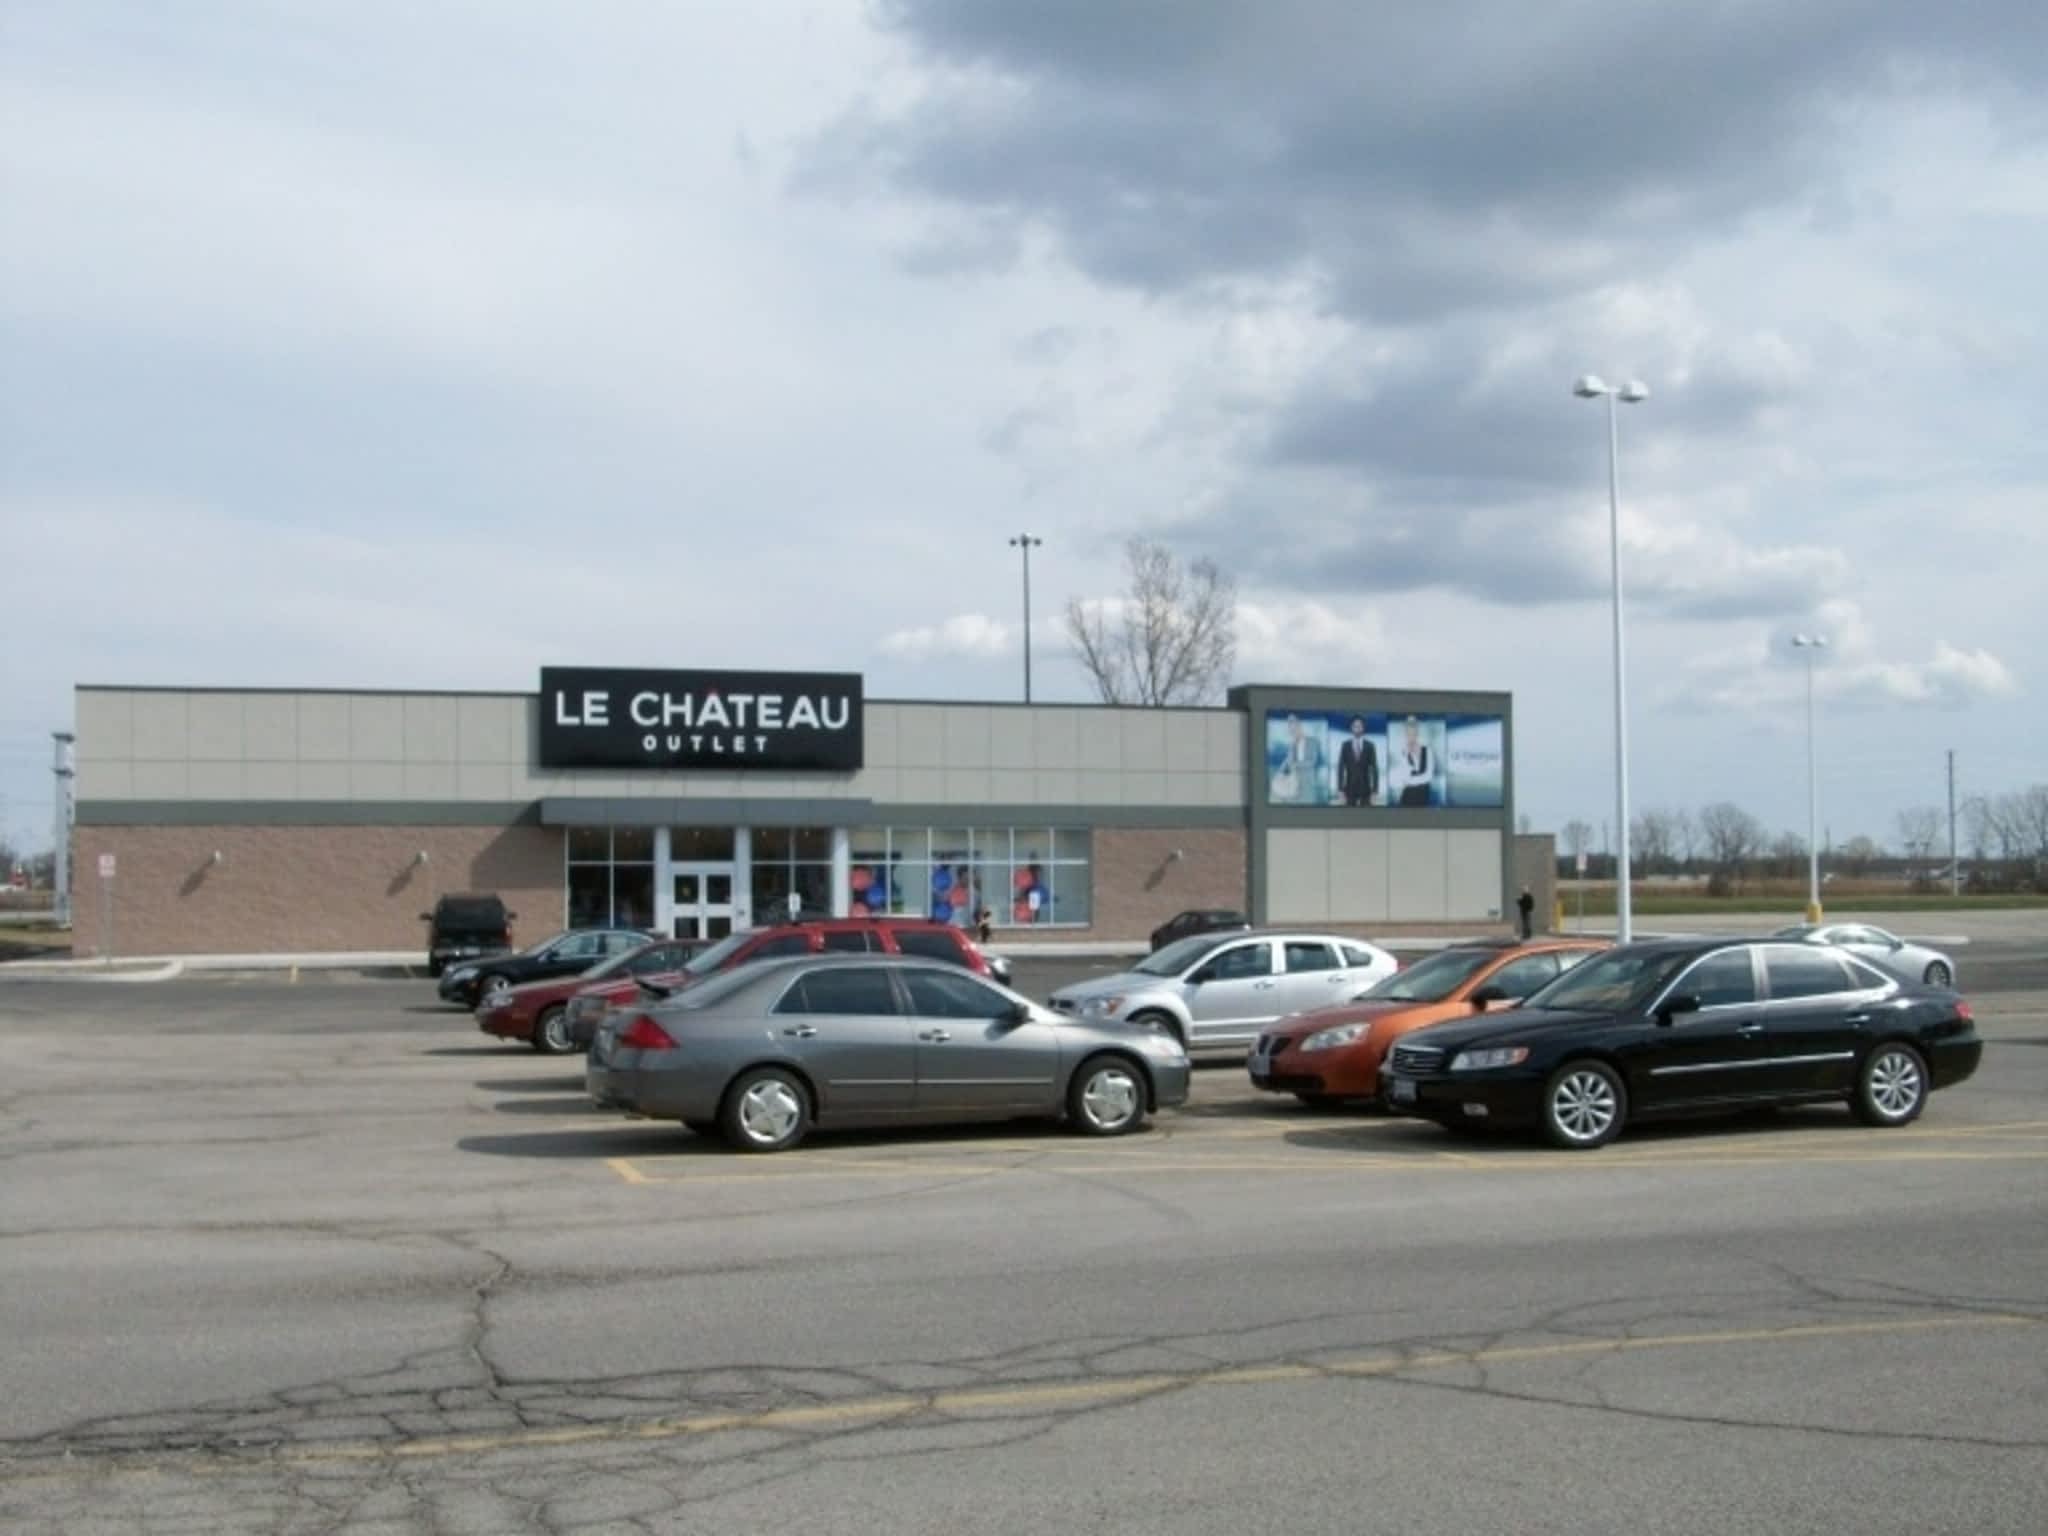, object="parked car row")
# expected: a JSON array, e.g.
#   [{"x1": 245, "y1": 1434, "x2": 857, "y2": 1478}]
[{"x1": 439, "y1": 911, "x2": 1983, "y2": 1157}]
